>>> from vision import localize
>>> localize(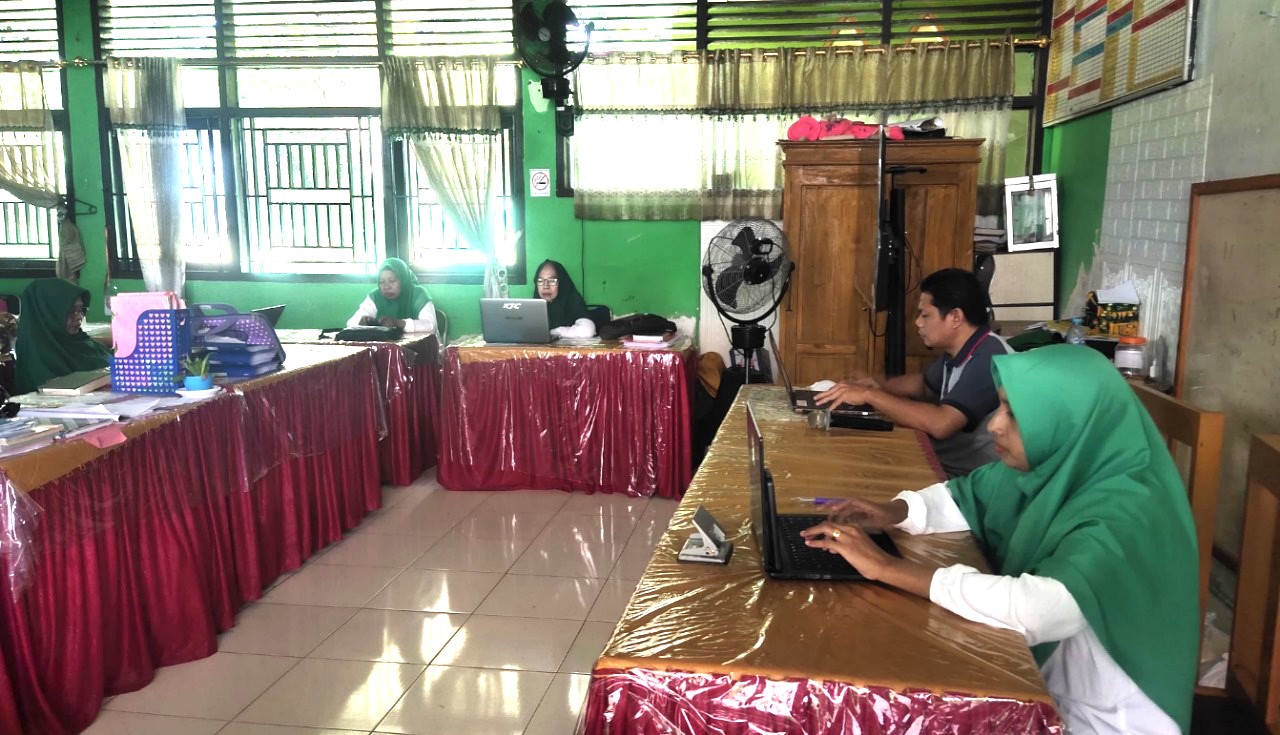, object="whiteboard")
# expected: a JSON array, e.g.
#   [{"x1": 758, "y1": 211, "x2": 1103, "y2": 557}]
[{"x1": 1176, "y1": 174, "x2": 1280, "y2": 555}]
